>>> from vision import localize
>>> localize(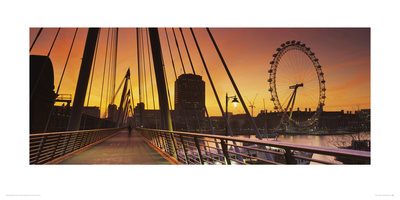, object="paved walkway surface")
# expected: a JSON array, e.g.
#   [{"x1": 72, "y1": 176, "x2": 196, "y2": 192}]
[{"x1": 58, "y1": 130, "x2": 172, "y2": 165}]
